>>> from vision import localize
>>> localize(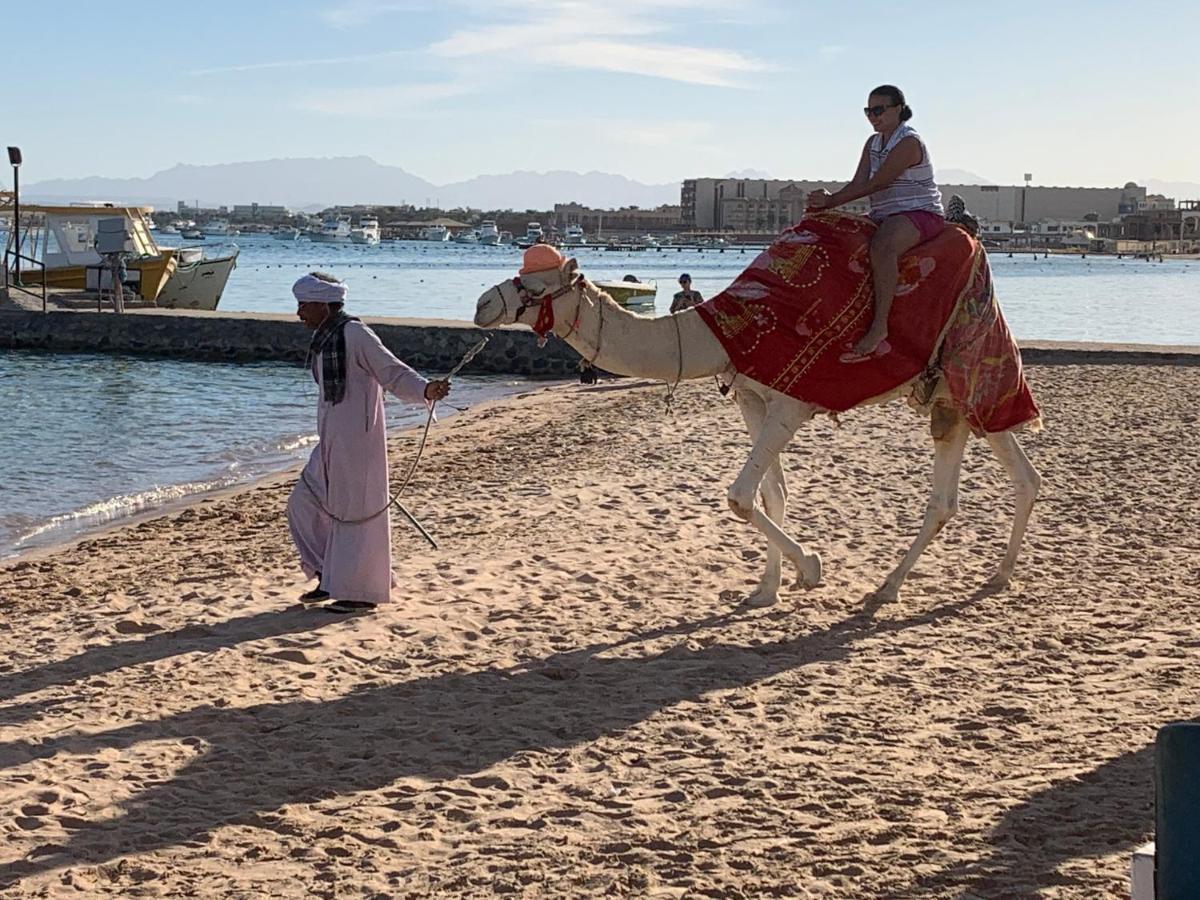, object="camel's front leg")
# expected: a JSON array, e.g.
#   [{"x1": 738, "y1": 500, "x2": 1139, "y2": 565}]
[
  {"x1": 876, "y1": 404, "x2": 969, "y2": 603},
  {"x1": 984, "y1": 430, "x2": 1041, "y2": 587},
  {"x1": 728, "y1": 397, "x2": 822, "y2": 602}
]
